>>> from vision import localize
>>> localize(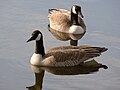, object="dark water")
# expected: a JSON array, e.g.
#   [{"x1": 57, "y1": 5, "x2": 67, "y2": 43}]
[{"x1": 0, "y1": 0, "x2": 120, "y2": 90}]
